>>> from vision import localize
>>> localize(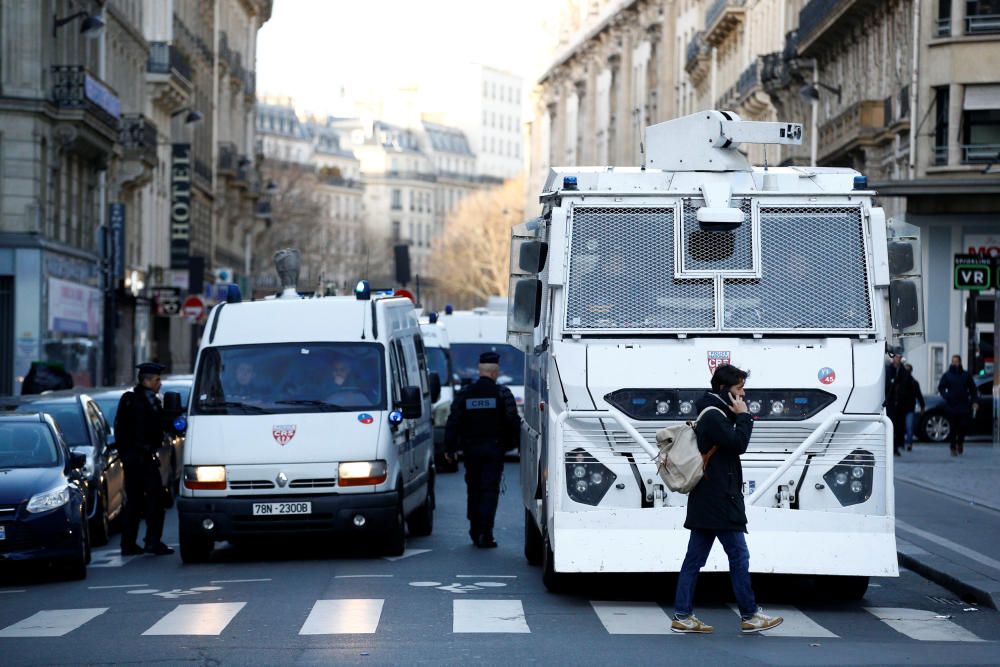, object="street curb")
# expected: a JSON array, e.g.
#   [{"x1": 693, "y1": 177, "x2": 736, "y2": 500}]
[
  {"x1": 898, "y1": 550, "x2": 1000, "y2": 610},
  {"x1": 895, "y1": 475, "x2": 1000, "y2": 513}
]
